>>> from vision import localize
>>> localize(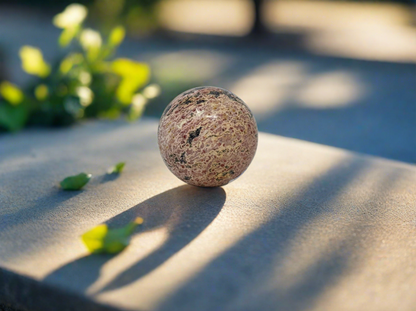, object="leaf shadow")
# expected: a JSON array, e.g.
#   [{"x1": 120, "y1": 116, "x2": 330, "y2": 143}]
[
  {"x1": 99, "y1": 173, "x2": 121, "y2": 183},
  {"x1": 43, "y1": 184, "x2": 226, "y2": 294}
]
